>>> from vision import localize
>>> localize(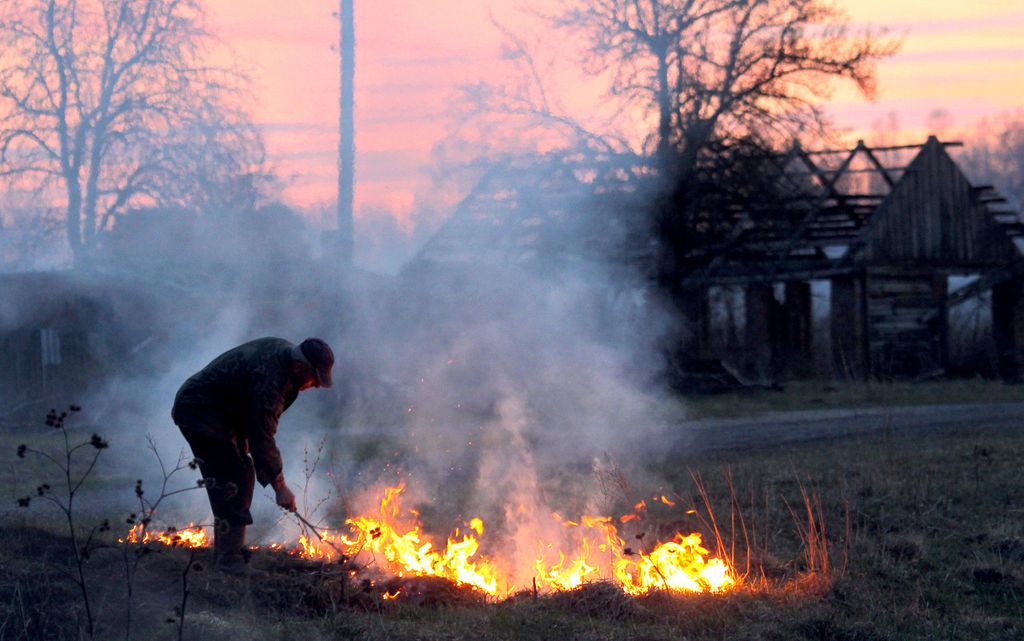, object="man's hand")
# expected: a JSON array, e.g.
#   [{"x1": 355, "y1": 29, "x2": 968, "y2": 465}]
[
  {"x1": 271, "y1": 475, "x2": 297, "y2": 512},
  {"x1": 275, "y1": 483, "x2": 296, "y2": 512}
]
